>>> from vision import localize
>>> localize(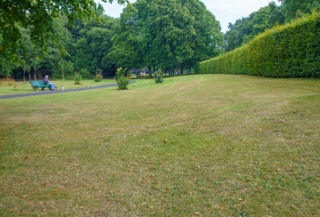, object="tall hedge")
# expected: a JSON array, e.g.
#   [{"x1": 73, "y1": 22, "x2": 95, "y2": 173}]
[{"x1": 199, "y1": 12, "x2": 320, "y2": 78}]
